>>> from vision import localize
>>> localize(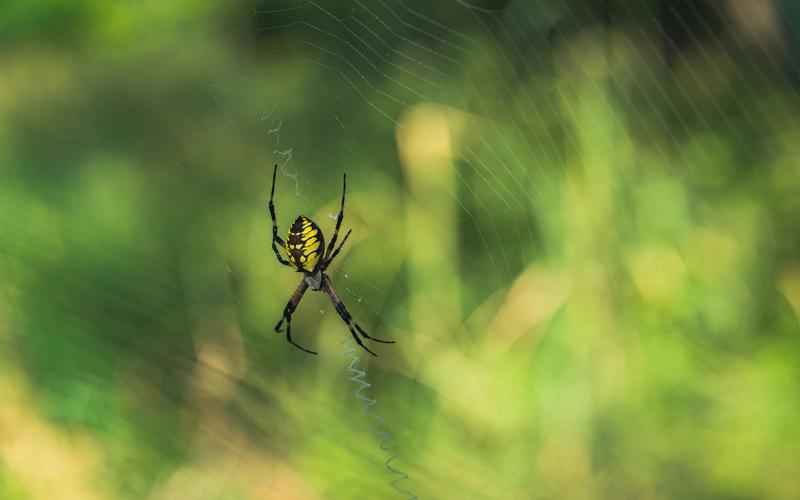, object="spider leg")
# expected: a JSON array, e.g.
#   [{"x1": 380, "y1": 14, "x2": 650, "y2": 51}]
[
  {"x1": 274, "y1": 280, "x2": 317, "y2": 355},
  {"x1": 324, "y1": 172, "x2": 346, "y2": 262},
  {"x1": 269, "y1": 164, "x2": 292, "y2": 267},
  {"x1": 321, "y1": 229, "x2": 352, "y2": 271},
  {"x1": 354, "y1": 323, "x2": 396, "y2": 344},
  {"x1": 322, "y1": 274, "x2": 394, "y2": 357},
  {"x1": 345, "y1": 319, "x2": 377, "y2": 357},
  {"x1": 285, "y1": 319, "x2": 318, "y2": 355}
]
